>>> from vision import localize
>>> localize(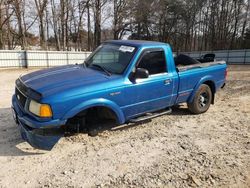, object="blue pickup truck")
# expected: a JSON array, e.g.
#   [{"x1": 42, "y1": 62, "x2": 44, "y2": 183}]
[{"x1": 12, "y1": 40, "x2": 227, "y2": 150}]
